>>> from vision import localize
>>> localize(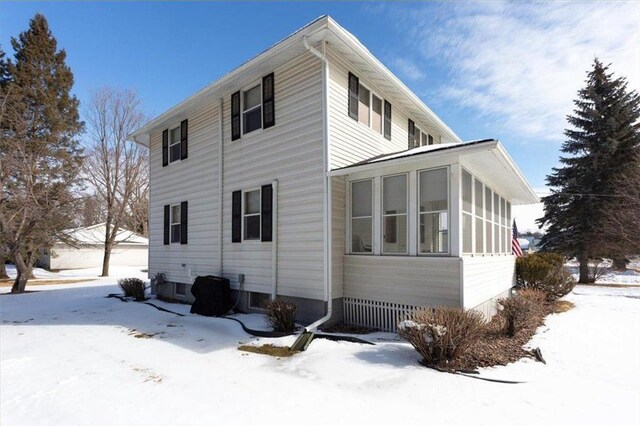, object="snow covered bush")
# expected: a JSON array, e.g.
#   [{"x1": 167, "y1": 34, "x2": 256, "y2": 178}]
[
  {"x1": 264, "y1": 298, "x2": 297, "y2": 332},
  {"x1": 398, "y1": 307, "x2": 485, "y2": 367},
  {"x1": 516, "y1": 253, "x2": 576, "y2": 301},
  {"x1": 497, "y1": 295, "x2": 537, "y2": 337},
  {"x1": 118, "y1": 278, "x2": 147, "y2": 301}
]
